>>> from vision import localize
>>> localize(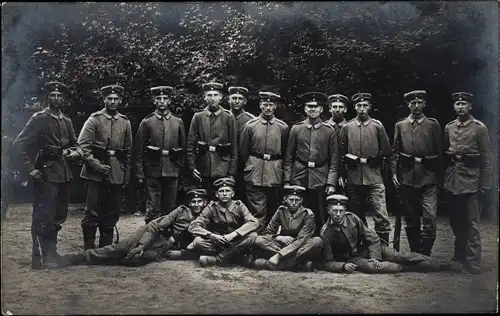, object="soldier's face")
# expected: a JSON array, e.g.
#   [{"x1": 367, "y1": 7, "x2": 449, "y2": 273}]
[
  {"x1": 204, "y1": 91, "x2": 222, "y2": 108},
  {"x1": 284, "y1": 195, "x2": 303, "y2": 212},
  {"x1": 104, "y1": 93, "x2": 122, "y2": 111},
  {"x1": 189, "y1": 197, "x2": 207, "y2": 215},
  {"x1": 216, "y1": 186, "x2": 234, "y2": 203},
  {"x1": 327, "y1": 204, "x2": 346, "y2": 224},
  {"x1": 47, "y1": 91, "x2": 64, "y2": 107},
  {"x1": 260, "y1": 101, "x2": 277, "y2": 116},
  {"x1": 330, "y1": 102, "x2": 347, "y2": 118},
  {"x1": 408, "y1": 99, "x2": 426, "y2": 115},
  {"x1": 229, "y1": 93, "x2": 247, "y2": 110},
  {"x1": 355, "y1": 101, "x2": 371, "y2": 118},
  {"x1": 454, "y1": 101, "x2": 471, "y2": 116},
  {"x1": 154, "y1": 95, "x2": 171, "y2": 111},
  {"x1": 304, "y1": 104, "x2": 322, "y2": 119}
]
